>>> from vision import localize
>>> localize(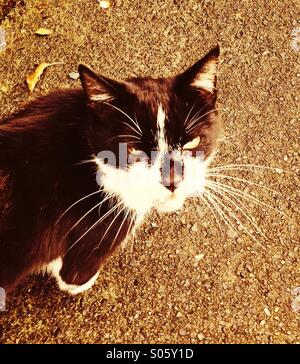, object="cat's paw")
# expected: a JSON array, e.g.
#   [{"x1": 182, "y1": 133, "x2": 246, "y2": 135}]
[{"x1": 46, "y1": 258, "x2": 99, "y2": 295}]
